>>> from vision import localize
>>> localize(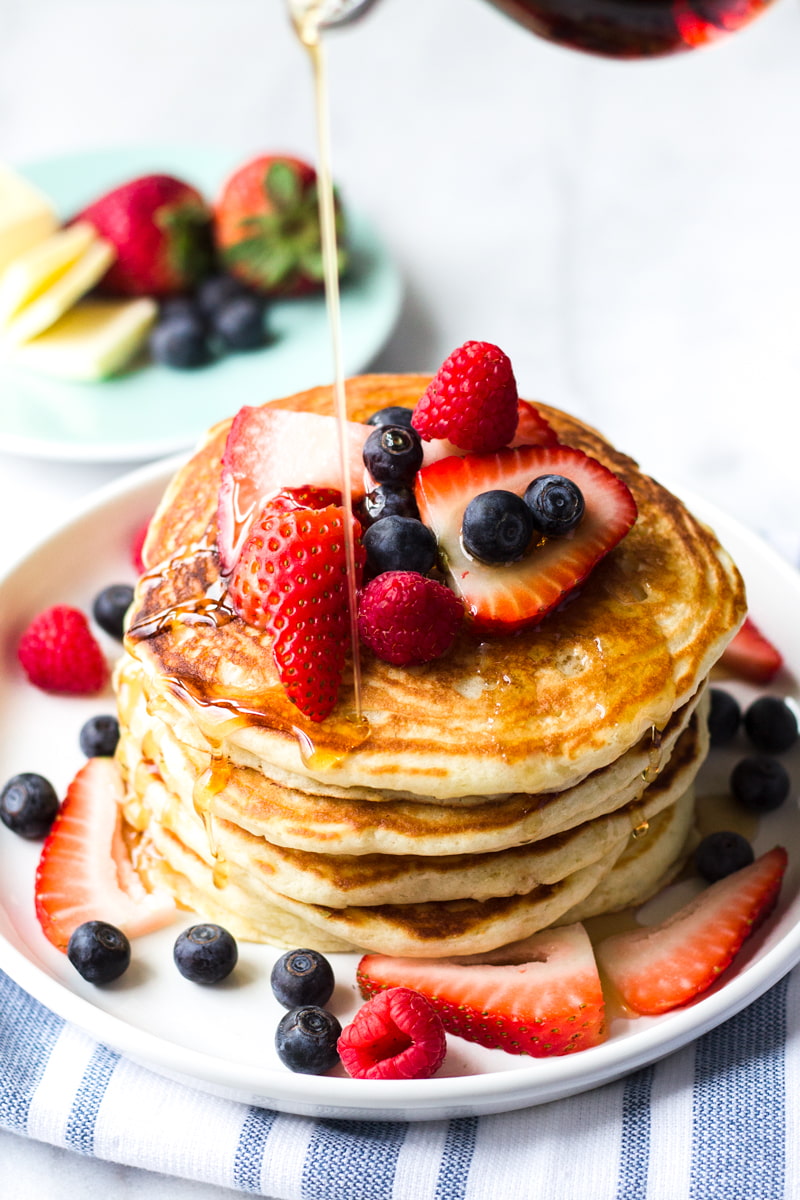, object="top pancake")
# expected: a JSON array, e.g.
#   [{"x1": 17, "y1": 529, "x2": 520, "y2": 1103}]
[{"x1": 124, "y1": 374, "x2": 745, "y2": 800}]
